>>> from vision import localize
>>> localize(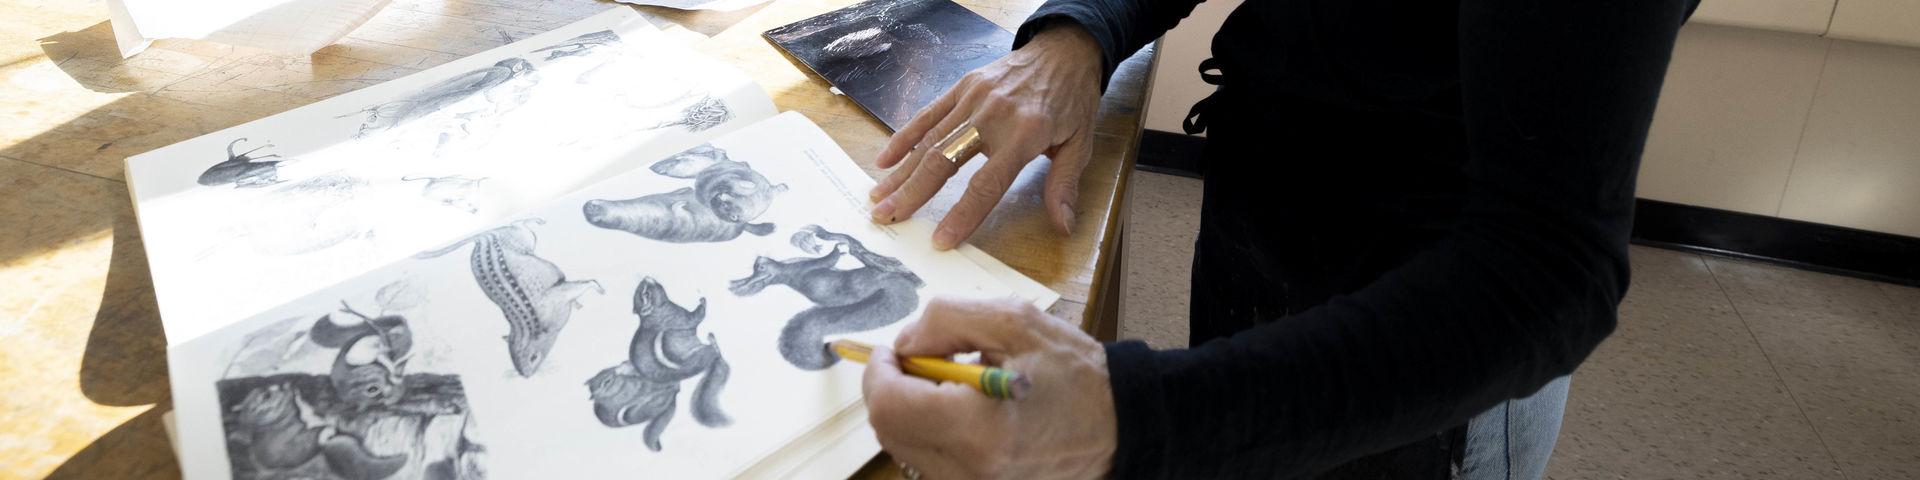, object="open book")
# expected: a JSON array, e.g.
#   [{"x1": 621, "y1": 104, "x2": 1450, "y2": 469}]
[{"x1": 125, "y1": 8, "x2": 1056, "y2": 479}]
